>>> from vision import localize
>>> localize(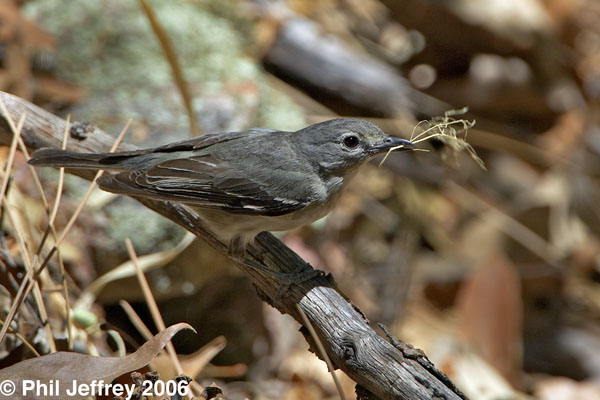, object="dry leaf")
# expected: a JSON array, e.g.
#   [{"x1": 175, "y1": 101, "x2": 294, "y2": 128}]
[{"x1": 0, "y1": 323, "x2": 194, "y2": 400}]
